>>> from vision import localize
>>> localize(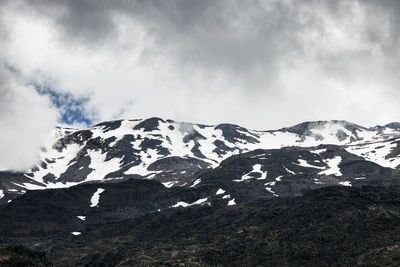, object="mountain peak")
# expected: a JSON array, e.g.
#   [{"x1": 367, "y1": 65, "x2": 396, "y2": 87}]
[{"x1": 384, "y1": 122, "x2": 400, "y2": 129}]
